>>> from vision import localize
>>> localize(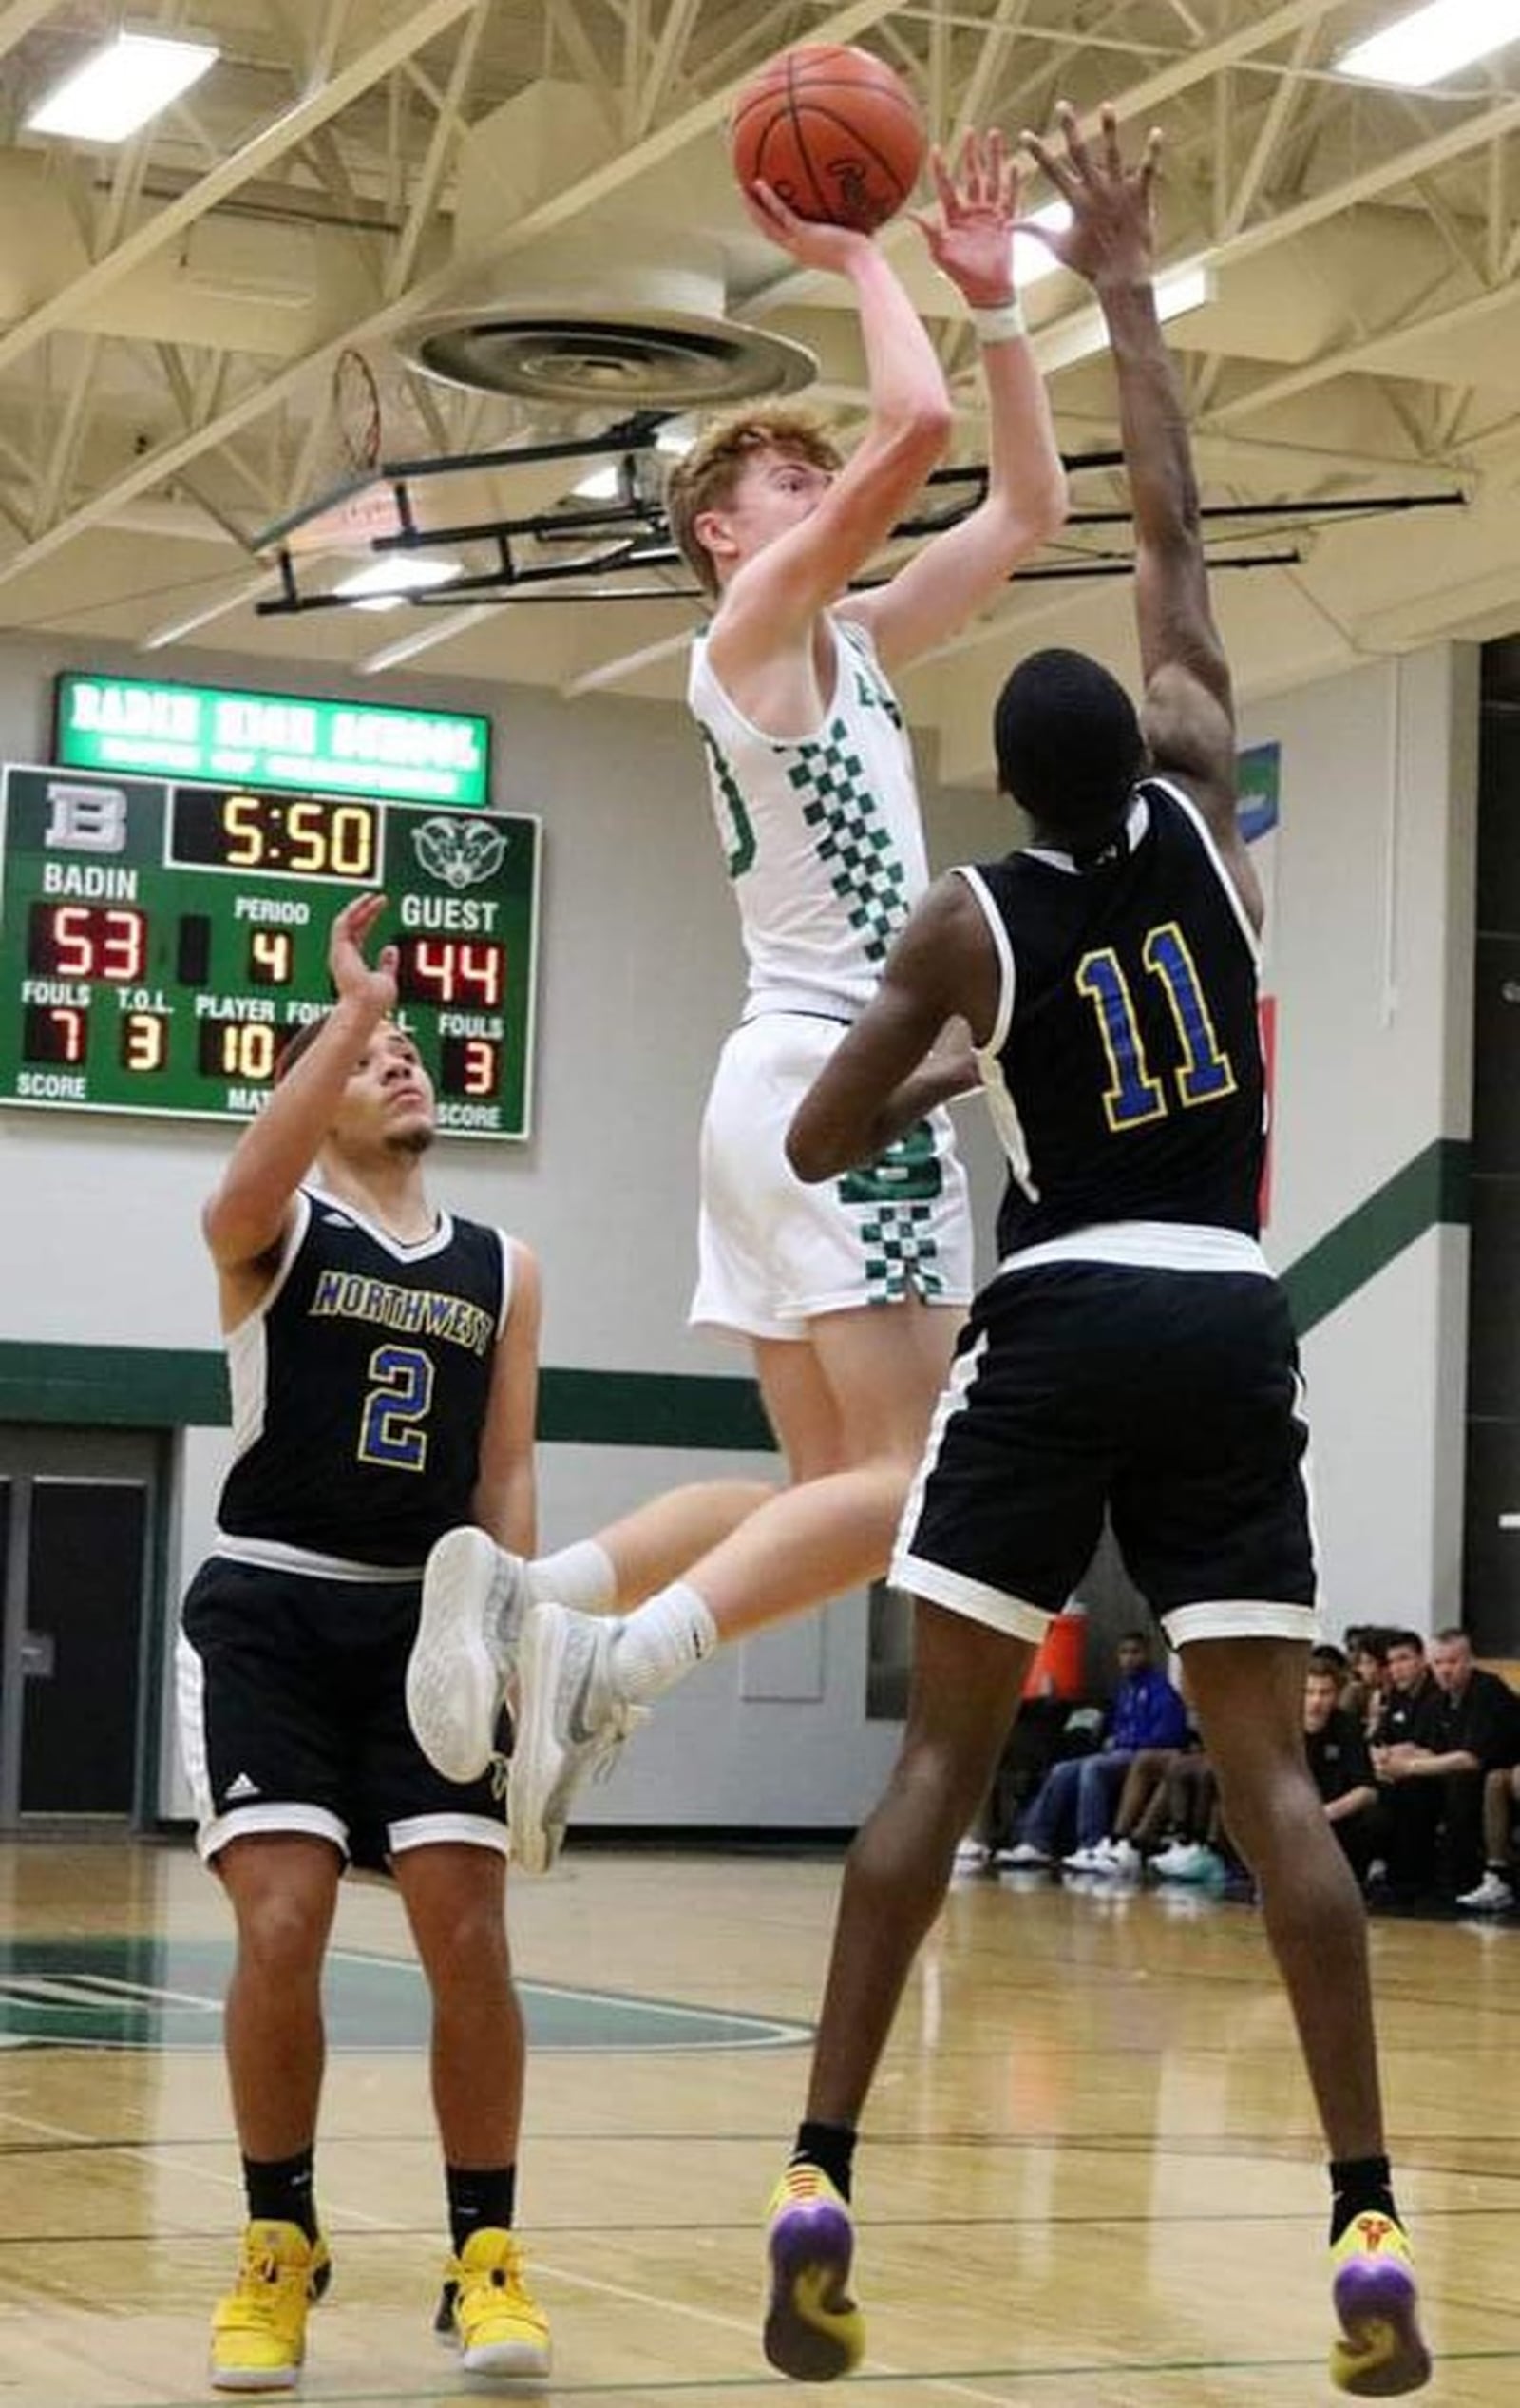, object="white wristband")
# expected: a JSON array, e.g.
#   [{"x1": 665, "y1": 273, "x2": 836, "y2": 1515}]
[{"x1": 970, "y1": 296, "x2": 1027, "y2": 345}]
